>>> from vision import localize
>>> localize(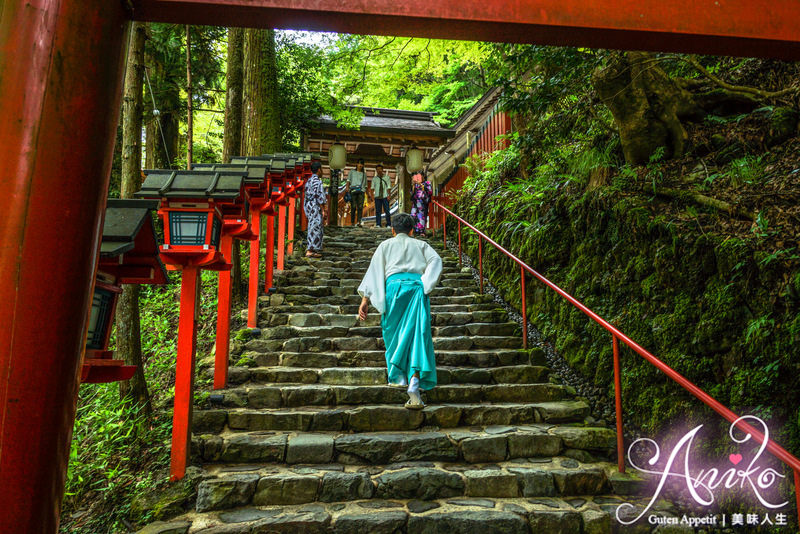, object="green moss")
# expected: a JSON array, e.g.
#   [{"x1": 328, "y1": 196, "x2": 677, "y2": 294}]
[{"x1": 455, "y1": 169, "x2": 800, "y2": 456}]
